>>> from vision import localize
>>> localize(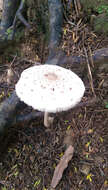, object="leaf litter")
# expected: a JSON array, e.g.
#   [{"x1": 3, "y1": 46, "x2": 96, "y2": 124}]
[{"x1": 0, "y1": 1, "x2": 108, "y2": 190}]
